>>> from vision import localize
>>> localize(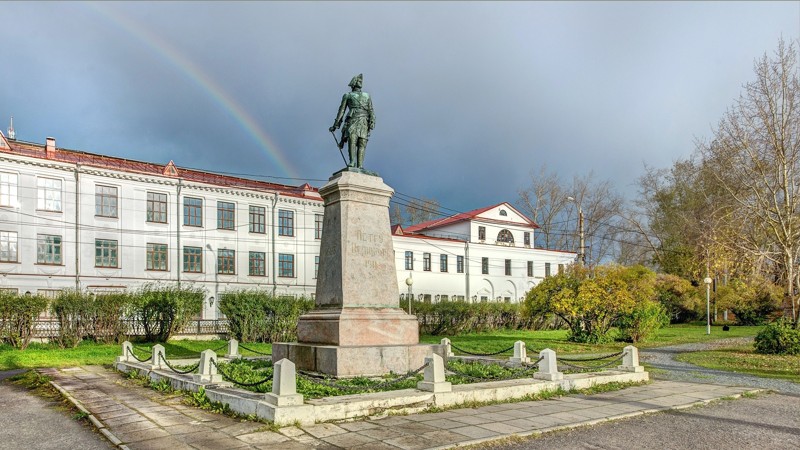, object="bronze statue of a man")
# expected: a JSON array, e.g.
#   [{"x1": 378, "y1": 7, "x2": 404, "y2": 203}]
[{"x1": 329, "y1": 74, "x2": 375, "y2": 169}]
